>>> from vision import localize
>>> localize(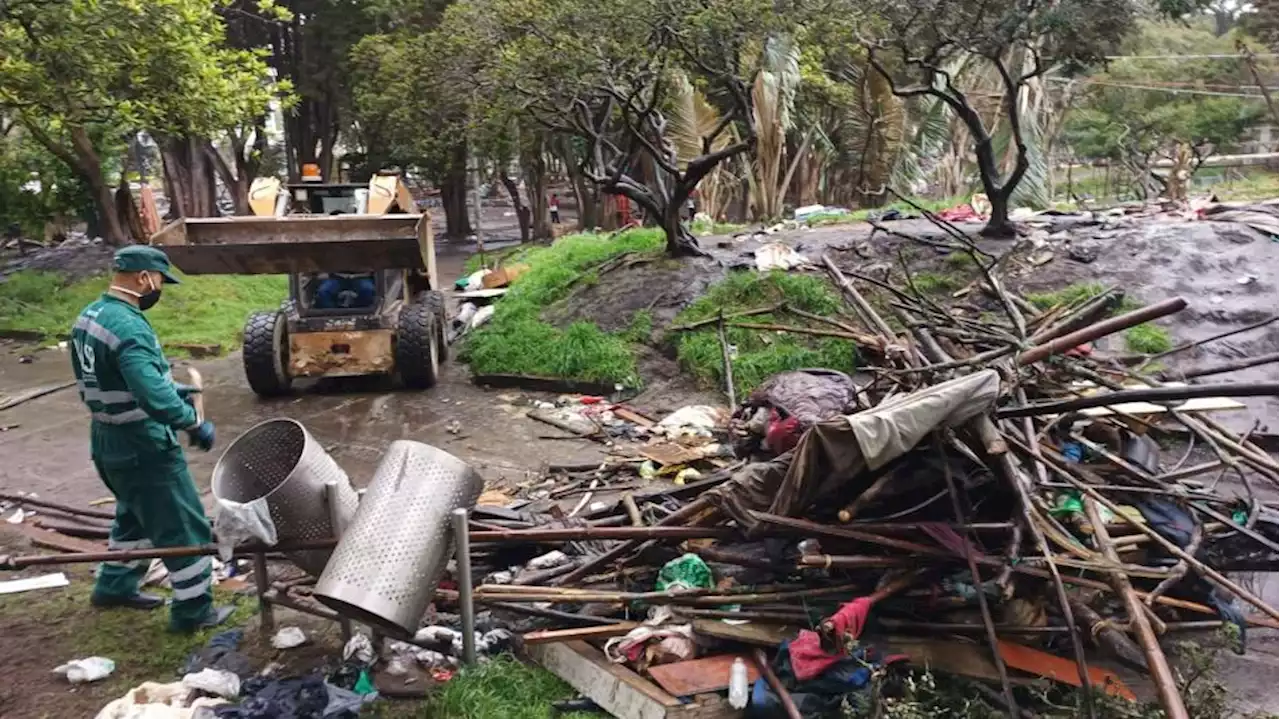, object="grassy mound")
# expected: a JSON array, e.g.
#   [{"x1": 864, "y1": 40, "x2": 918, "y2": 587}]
[
  {"x1": 461, "y1": 230, "x2": 666, "y2": 386},
  {"x1": 672, "y1": 271, "x2": 859, "y2": 398},
  {"x1": 0, "y1": 269, "x2": 286, "y2": 355}
]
